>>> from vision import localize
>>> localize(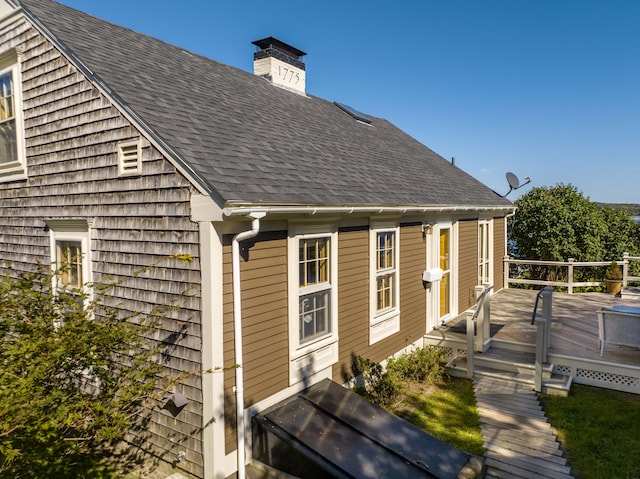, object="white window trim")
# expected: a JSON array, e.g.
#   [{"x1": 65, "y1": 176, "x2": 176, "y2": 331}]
[
  {"x1": 287, "y1": 225, "x2": 338, "y2": 386},
  {"x1": 46, "y1": 219, "x2": 94, "y2": 308},
  {"x1": 369, "y1": 225, "x2": 400, "y2": 344},
  {"x1": 478, "y1": 218, "x2": 494, "y2": 285},
  {"x1": 0, "y1": 49, "x2": 27, "y2": 182}
]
